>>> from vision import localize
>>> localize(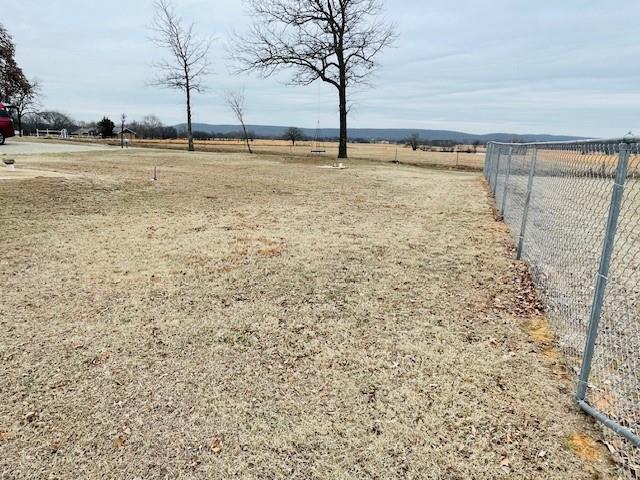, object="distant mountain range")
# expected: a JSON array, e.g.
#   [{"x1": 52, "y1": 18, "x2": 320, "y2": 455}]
[{"x1": 175, "y1": 123, "x2": 588, "y2": 143}]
